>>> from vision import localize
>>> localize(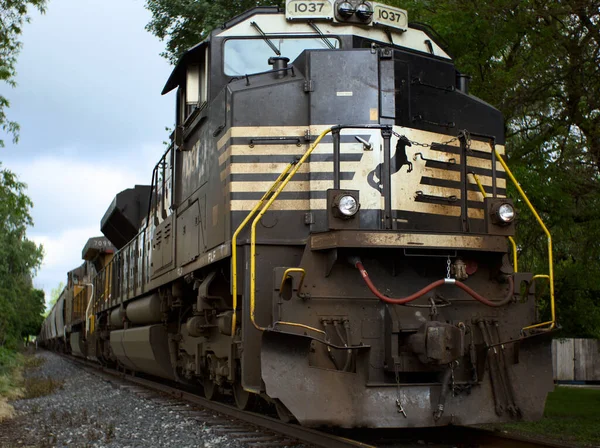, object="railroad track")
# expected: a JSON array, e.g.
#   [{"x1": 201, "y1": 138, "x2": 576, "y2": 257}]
[{"x1": 59, "y1": 353, "x2": 567, "y2": 448}]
